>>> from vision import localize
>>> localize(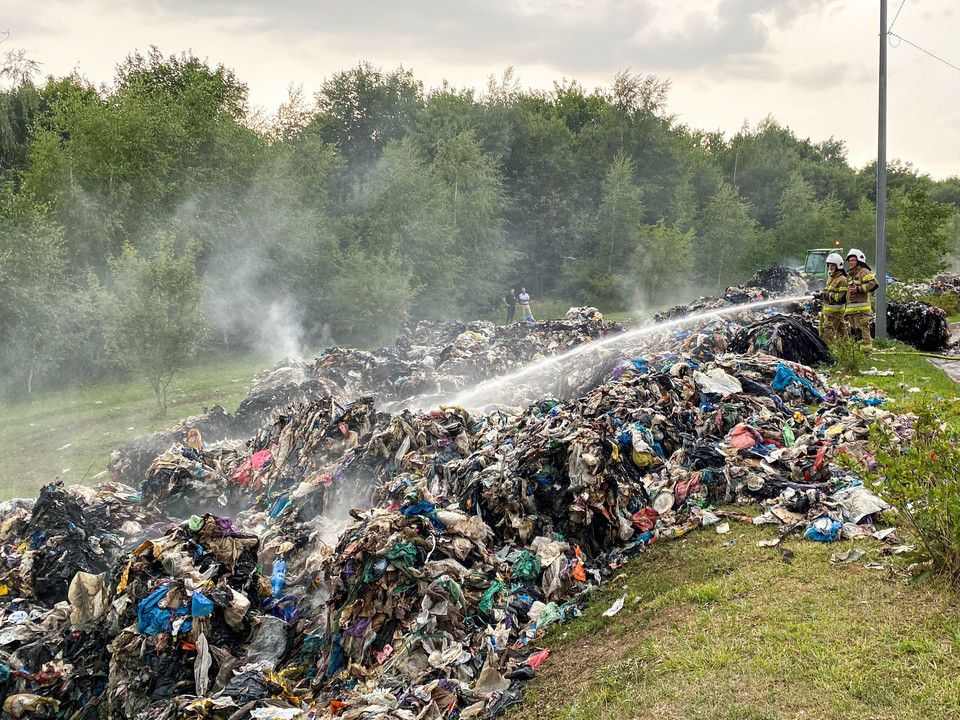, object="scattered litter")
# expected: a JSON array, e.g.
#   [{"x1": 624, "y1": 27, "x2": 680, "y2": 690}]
[
  {"x1": 830, "y1": 548, "x2": 866, "y2": 564},
  {"x1": 716, "y1": 522, "x2": 730, "y2": 534},
  {"x1": 860, "y1": 368, "x2": 895, "y2": 377},
  {"x1": 602, "y1": 595, "x2": 627, "y2": 617}
]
